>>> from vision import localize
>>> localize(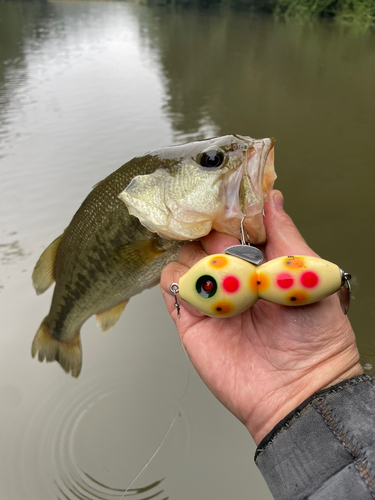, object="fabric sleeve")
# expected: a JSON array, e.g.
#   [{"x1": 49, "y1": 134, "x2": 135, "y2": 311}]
[{"x1": 255, "y1": 374, "x2": 375, "y2": 500}]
